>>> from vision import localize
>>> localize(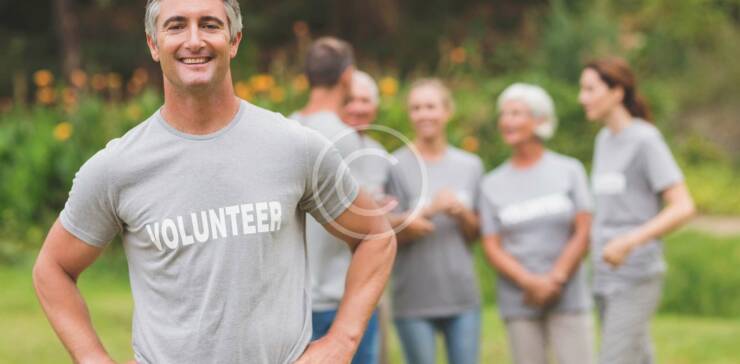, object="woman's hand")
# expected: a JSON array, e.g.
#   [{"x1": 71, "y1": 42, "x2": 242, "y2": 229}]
[
  {"x1": 522, "y1": 274, "x2": 562, "y2": 307},
  {"x1": 602, "y1": 234, "x2": 638, "y2": 268}
]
